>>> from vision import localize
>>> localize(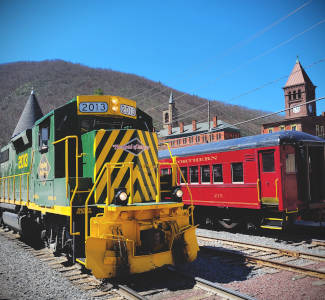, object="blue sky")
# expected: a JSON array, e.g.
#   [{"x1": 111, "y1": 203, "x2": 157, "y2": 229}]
[{"x1": 1, "y1": 0, "x2": 325, "y2": 117}]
